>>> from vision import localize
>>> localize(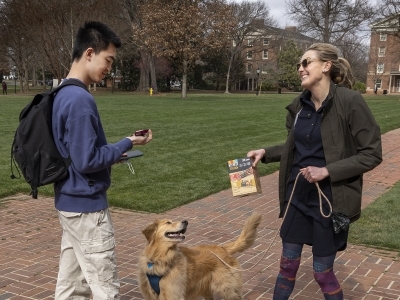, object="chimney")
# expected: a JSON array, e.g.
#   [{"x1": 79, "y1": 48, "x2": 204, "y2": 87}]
[
  {"x1": 285, "y1": 26, "x2": 297, "y2": 32},
  {"x1": 252, "y1": 19, "x2": 265, "y2": 29}
]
